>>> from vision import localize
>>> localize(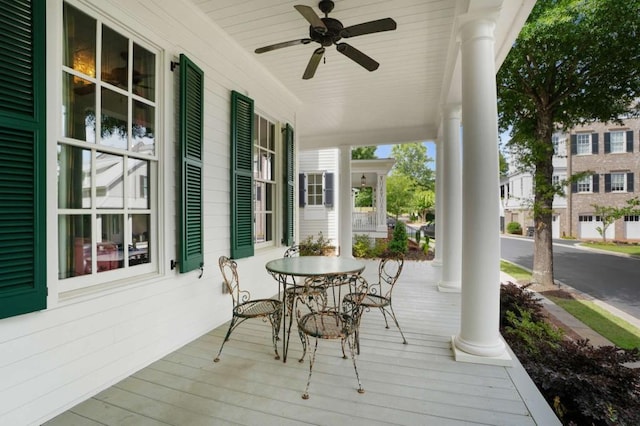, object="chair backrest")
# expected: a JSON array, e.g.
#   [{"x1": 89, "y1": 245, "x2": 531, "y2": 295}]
[
  {"x1": 375, "y1": 256, "x2": 404, "y2": 298},
  {"x1": 295, "y1": 274, "x2": 367, "y2": 314},
  {"x1": 283, "y1": 245, "x2": 300, "y2": 258},
  {"x1": 218, "y1": 256, "x2": 250, "y2": 307}
]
